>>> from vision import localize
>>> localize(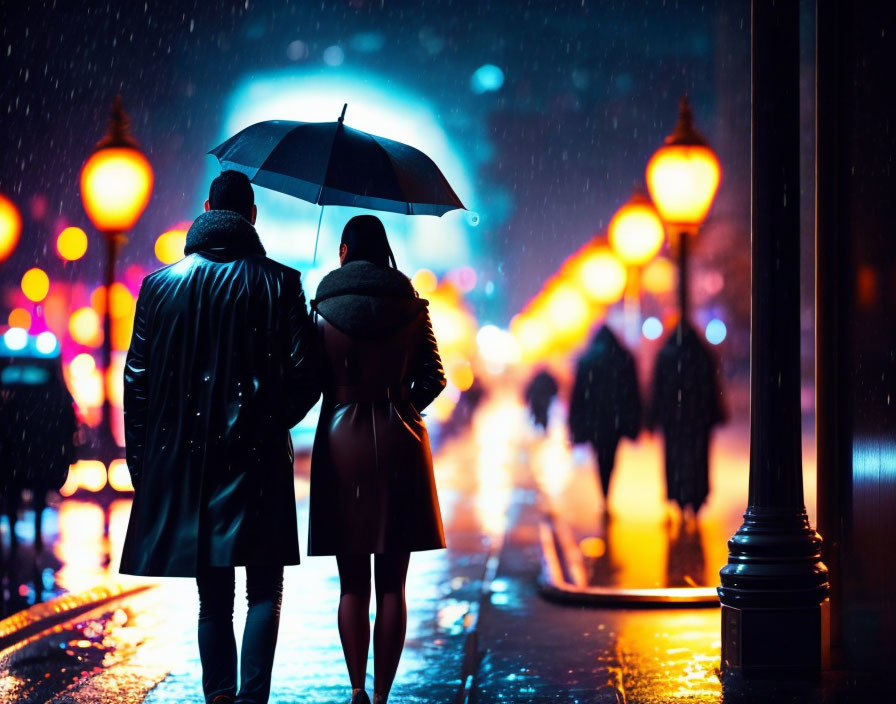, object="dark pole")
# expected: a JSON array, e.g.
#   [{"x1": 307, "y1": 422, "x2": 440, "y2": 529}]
[
  {"x1": 677, "y1": 230, "x2": 689, "y2": 322},
  {"x1": 815, "y1": 0, "x2": 844, "y2": 666},
  {"x1": 99, "y1": 231, "x2": 120, "y2": 456},
  {"x1": 718, "y1": 0, "x2": 828, "y2": 677}
]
